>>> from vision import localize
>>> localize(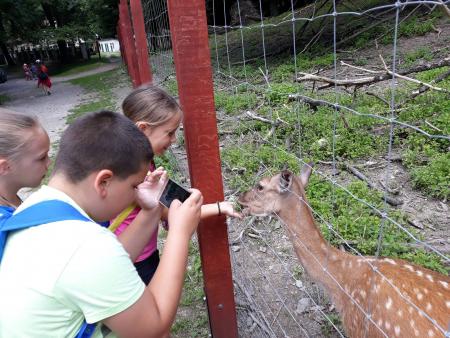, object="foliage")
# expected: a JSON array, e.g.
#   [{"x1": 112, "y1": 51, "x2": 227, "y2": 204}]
[
  {"x1": 403, "y1": 47, "x2": 433, "y2": 68},
  {"x1": 1, "y1": 0, "x2": 118, "y2": 51},
  {"x1": 410, "y1": 153, "x2": 450, "y2": 200},
  {"x1": 215, "y1": 91, "x2": 258, "y2": 114},
  {"x1": 321, "y1": 313, "x2": 342, "y2": 337},
  {"x1": 307, "y1": 178, "x2": 448, "y2": 274},
  {"x1": 0, "y1": 0, "x2": 44, "y2": 43},
  {"x1": 218, "y1": 13, "x2": 449, "y2": 275}
]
